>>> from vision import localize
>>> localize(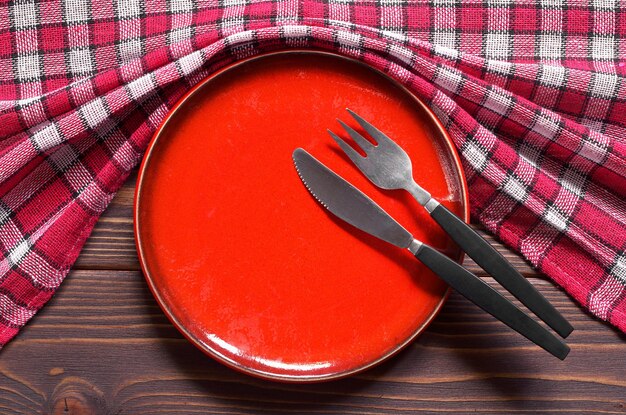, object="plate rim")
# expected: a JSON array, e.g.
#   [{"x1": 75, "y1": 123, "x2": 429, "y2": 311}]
[{"x1": 134, "y1": 49, "x2": 470, "y2": 382}]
